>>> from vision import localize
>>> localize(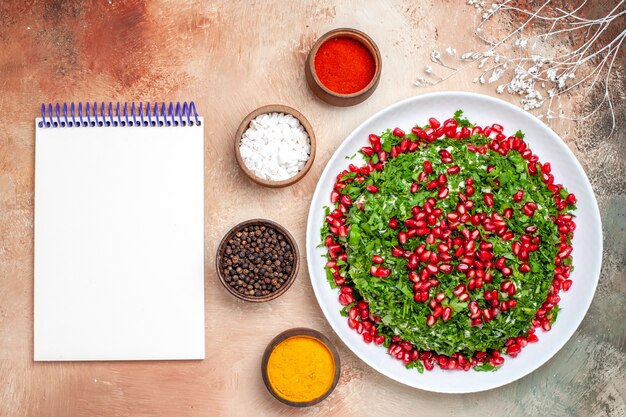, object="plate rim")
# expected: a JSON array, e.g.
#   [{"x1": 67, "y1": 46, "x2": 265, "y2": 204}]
[{"x1": 306, "y1": 91, "x2": 603, "y2": 393}]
